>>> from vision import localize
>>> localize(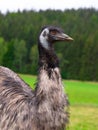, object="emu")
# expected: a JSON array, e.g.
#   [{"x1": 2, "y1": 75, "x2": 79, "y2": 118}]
[{"x1": 0, "y1": 26, "x2": 73, "y2": 130}]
